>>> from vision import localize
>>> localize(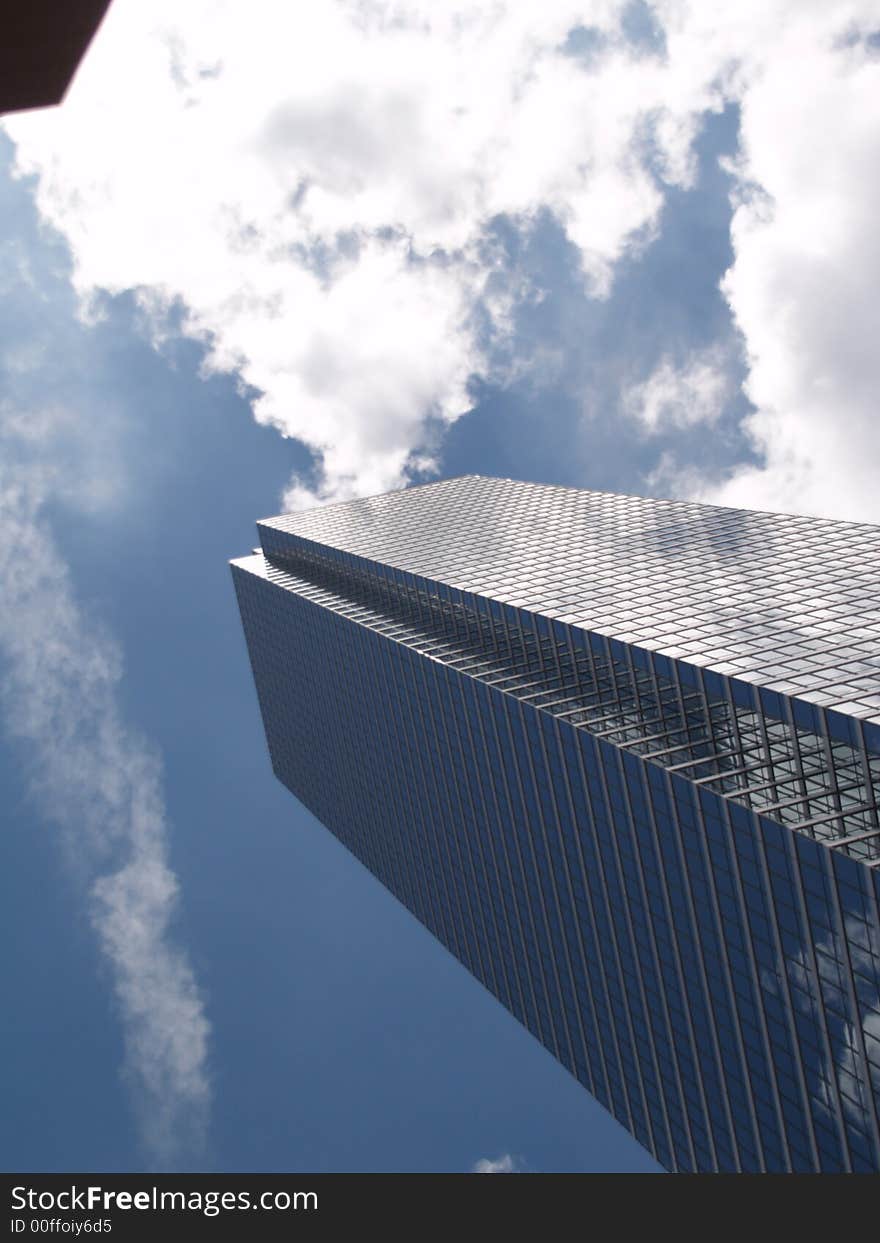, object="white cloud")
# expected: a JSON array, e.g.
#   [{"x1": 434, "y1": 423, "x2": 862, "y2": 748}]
[
  {"x1": 0, "y1": 420, "x2": 210, "y2": 1165},
  {"x1": 471, "y1": 1152, "x2": 522, "y2": 1173},
  {"x1": 3, "y1": 0, "x2": 733, "y2": 507},
  {"x1": 623, "y1": 347, "x2": 731, "y2": 432},
  {"x1": 2, "y1": 2, "x2": 877, "y2": 506},
  {"x1": 669, "y1": 2, "x2": 880, "y2": 521}
]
